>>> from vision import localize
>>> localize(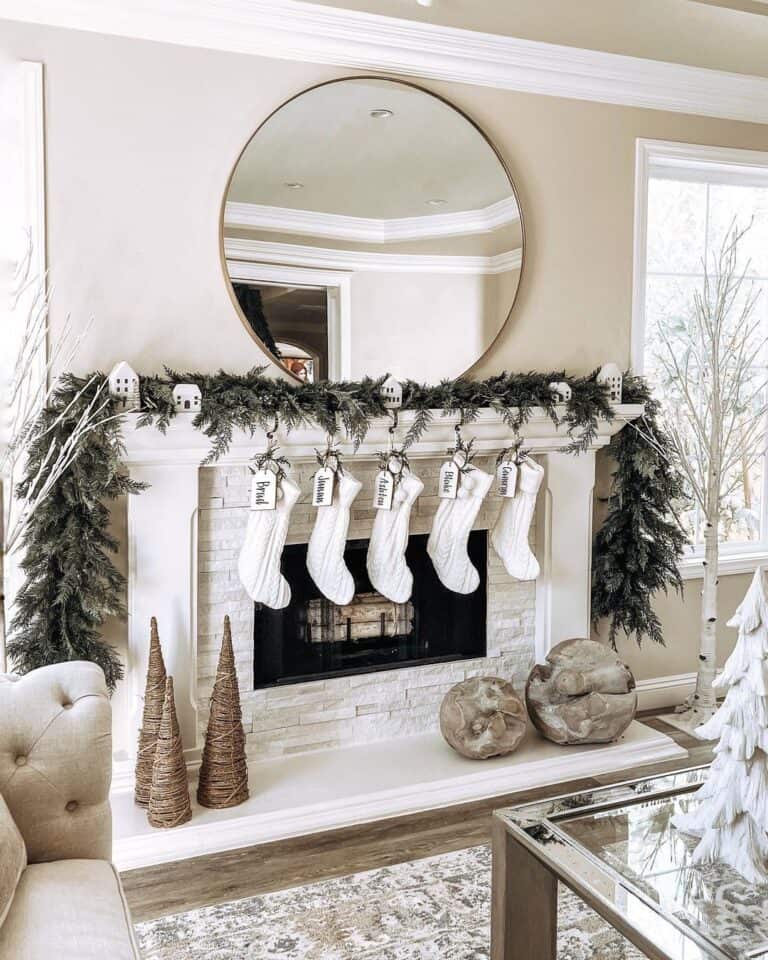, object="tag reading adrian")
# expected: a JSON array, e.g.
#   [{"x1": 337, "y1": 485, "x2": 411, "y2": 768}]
[
  {"x1": 439, "y1": 459, "x2": 459, "y2": 500},
  {"x1": 374, "y1": 470, "x2": 395, "y2": 510},
  {"x1": 497, "y1": 460, "x2": 518, "y2": 498},
  {"x1": 250, "y1": 469, "x2": 277, "y2": 511},
  {"x1": 312, "y1": 466, "x2": 336, "y2": 507}
]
